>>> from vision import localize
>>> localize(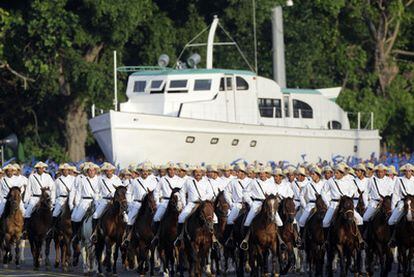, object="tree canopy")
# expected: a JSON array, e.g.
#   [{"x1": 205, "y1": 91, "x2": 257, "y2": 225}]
[{"x1": 0, "y1": 0, "x2": 413, "y2": 162}]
